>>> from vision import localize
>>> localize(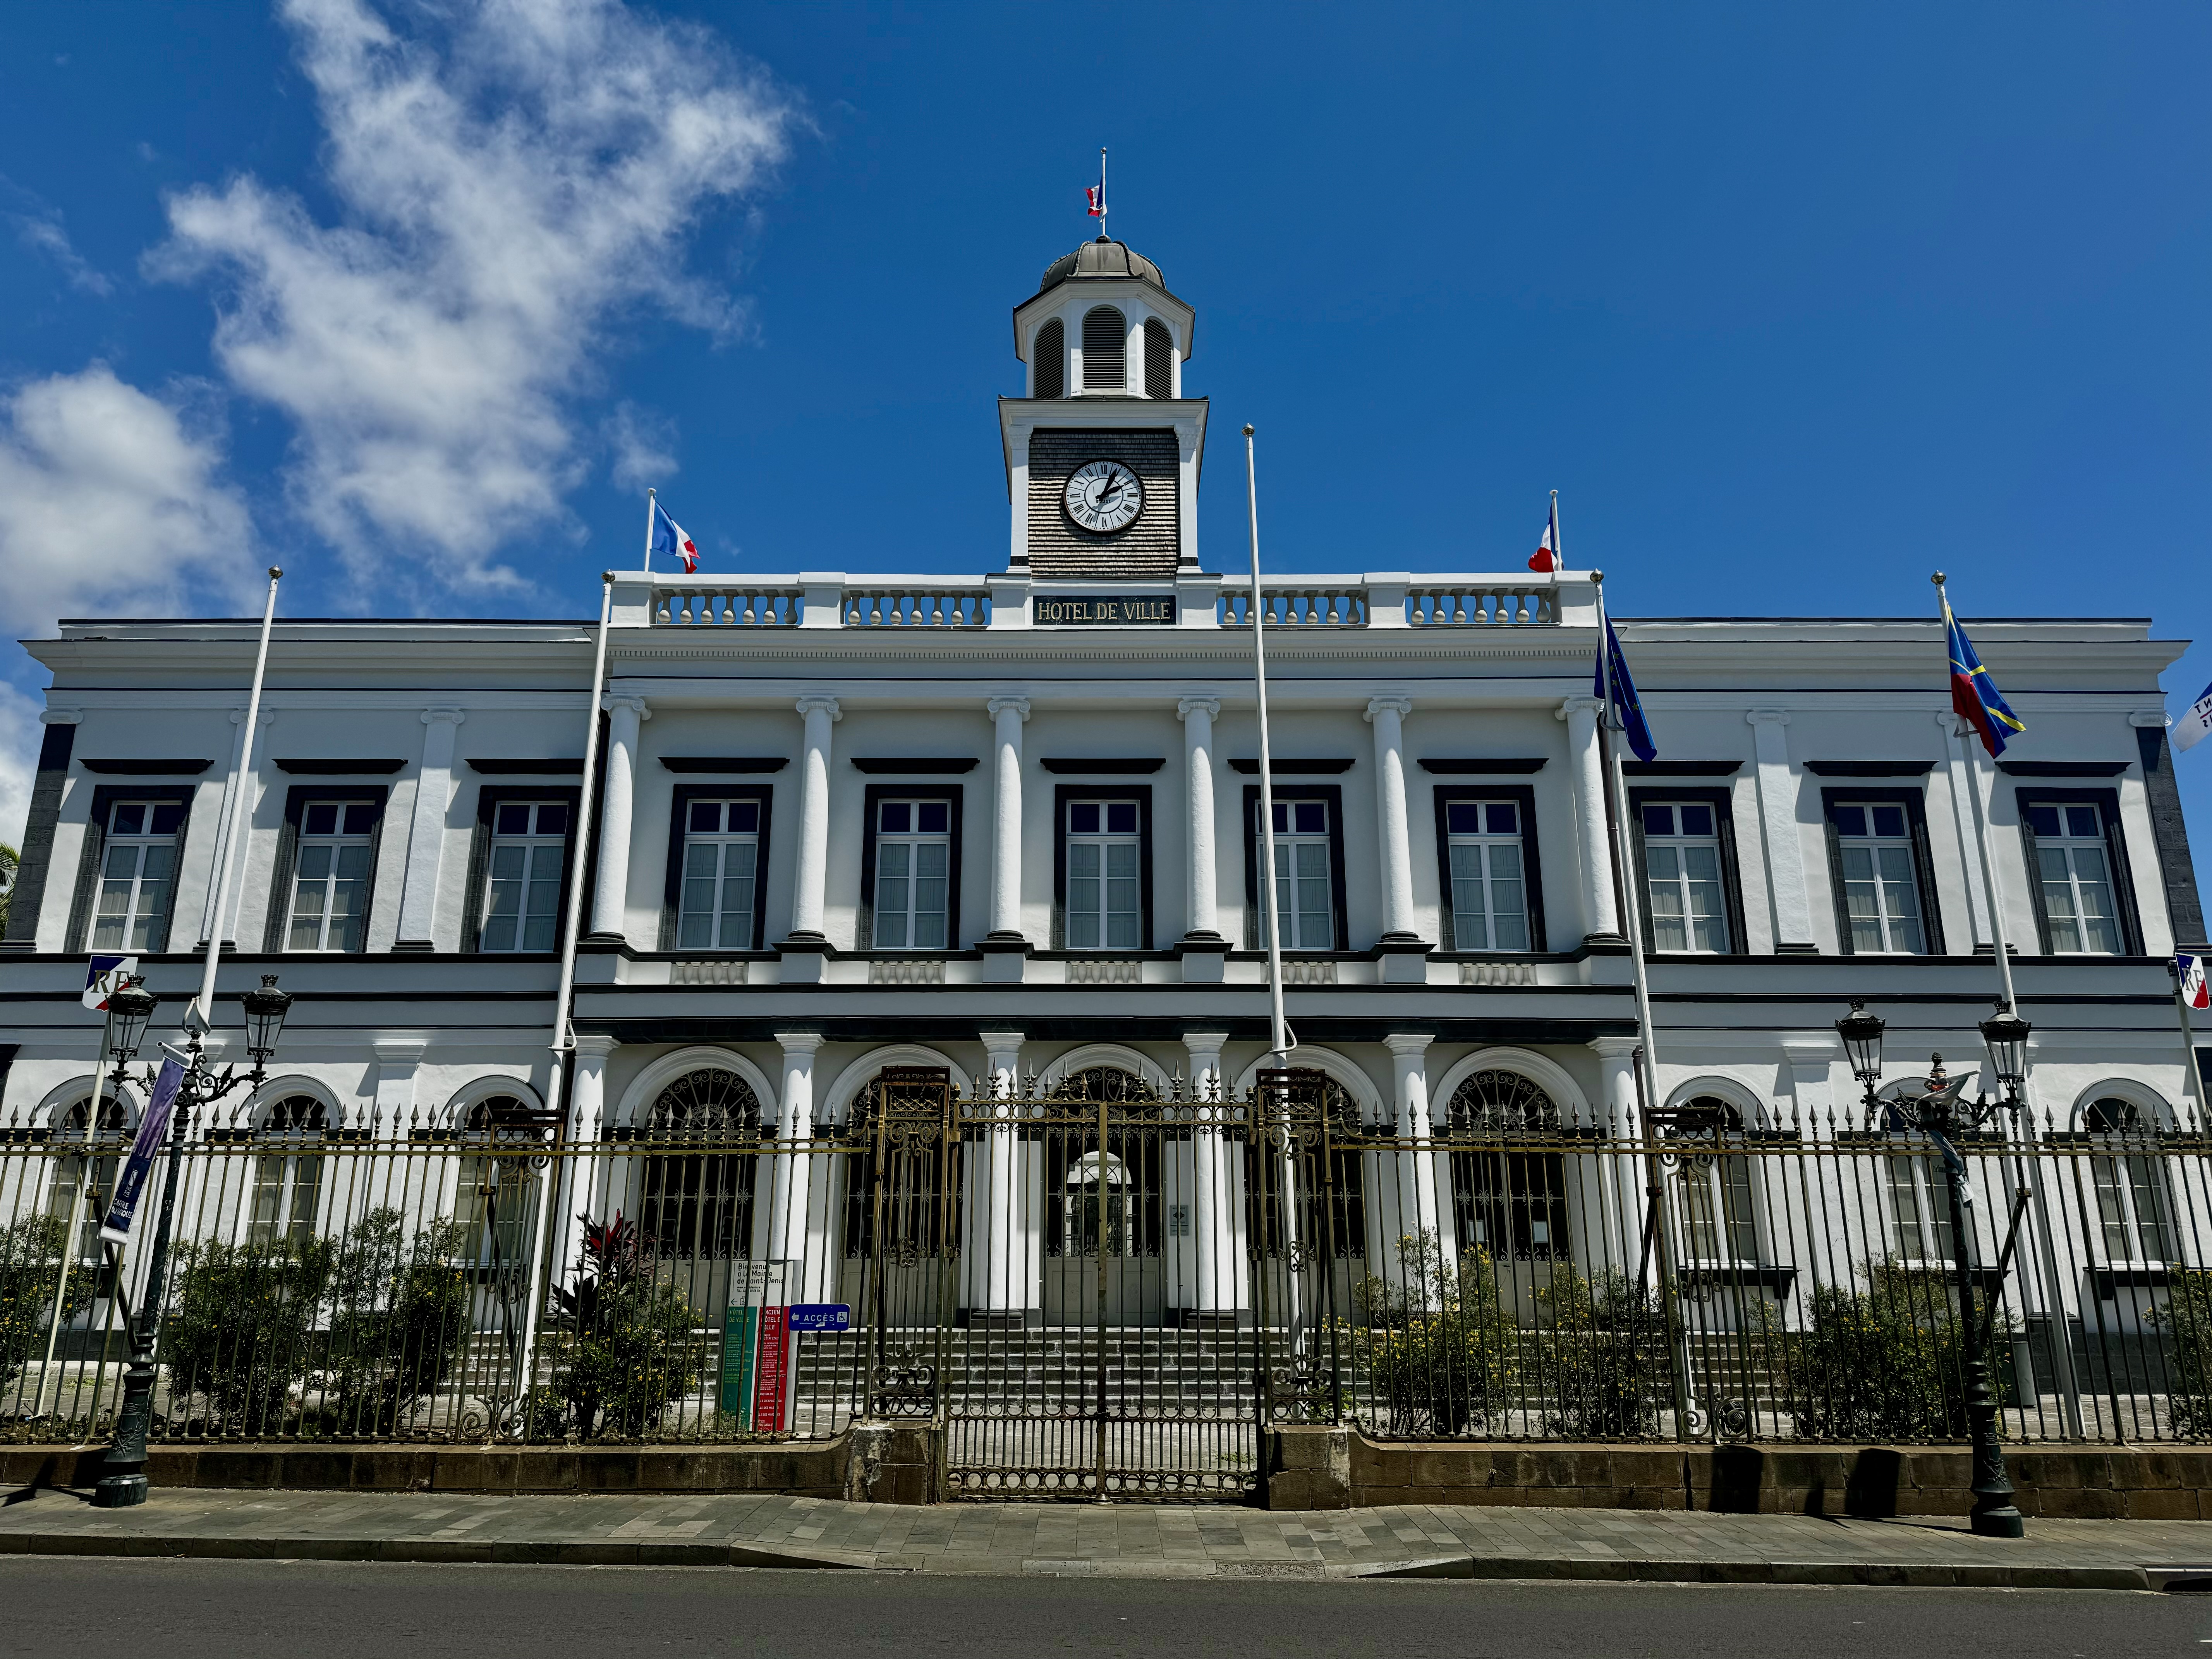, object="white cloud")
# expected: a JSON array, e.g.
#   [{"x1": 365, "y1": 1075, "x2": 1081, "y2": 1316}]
[
  {"x1": 0, "y1": 679, "x2": 41, "y2": 851},
  {"x1": 0, "y1": 365, "x2": 255, "y2": 638},
  {"x1": 606, "y1": 400, "x2": 677, "y2": 493},
  {"x1": 14, "y1": 214, "x2": 114, "y2": 296},
  {"x1": 153, "y1": 0, "x2": 791, "y2": 595}
]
